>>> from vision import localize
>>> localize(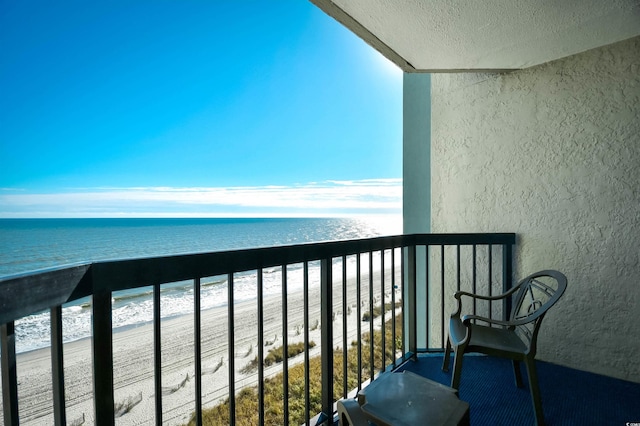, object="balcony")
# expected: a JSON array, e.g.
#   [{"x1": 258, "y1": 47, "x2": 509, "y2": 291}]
[{"x1": 2, "y1": 233, "x2": 639, "y2": 425}]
